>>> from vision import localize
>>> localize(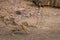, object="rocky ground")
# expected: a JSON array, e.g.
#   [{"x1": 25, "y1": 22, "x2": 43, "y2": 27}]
[{"x1": 0, "y1": 0, "x2": 60, "y2": 40}]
